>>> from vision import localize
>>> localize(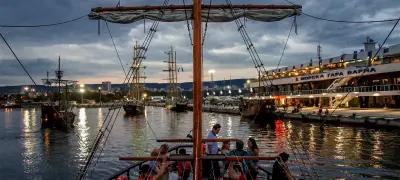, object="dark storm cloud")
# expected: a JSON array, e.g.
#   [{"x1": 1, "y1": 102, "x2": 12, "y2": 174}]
[{"x1": 0, "y1": 0, "x2": 399, "y2": 85}]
